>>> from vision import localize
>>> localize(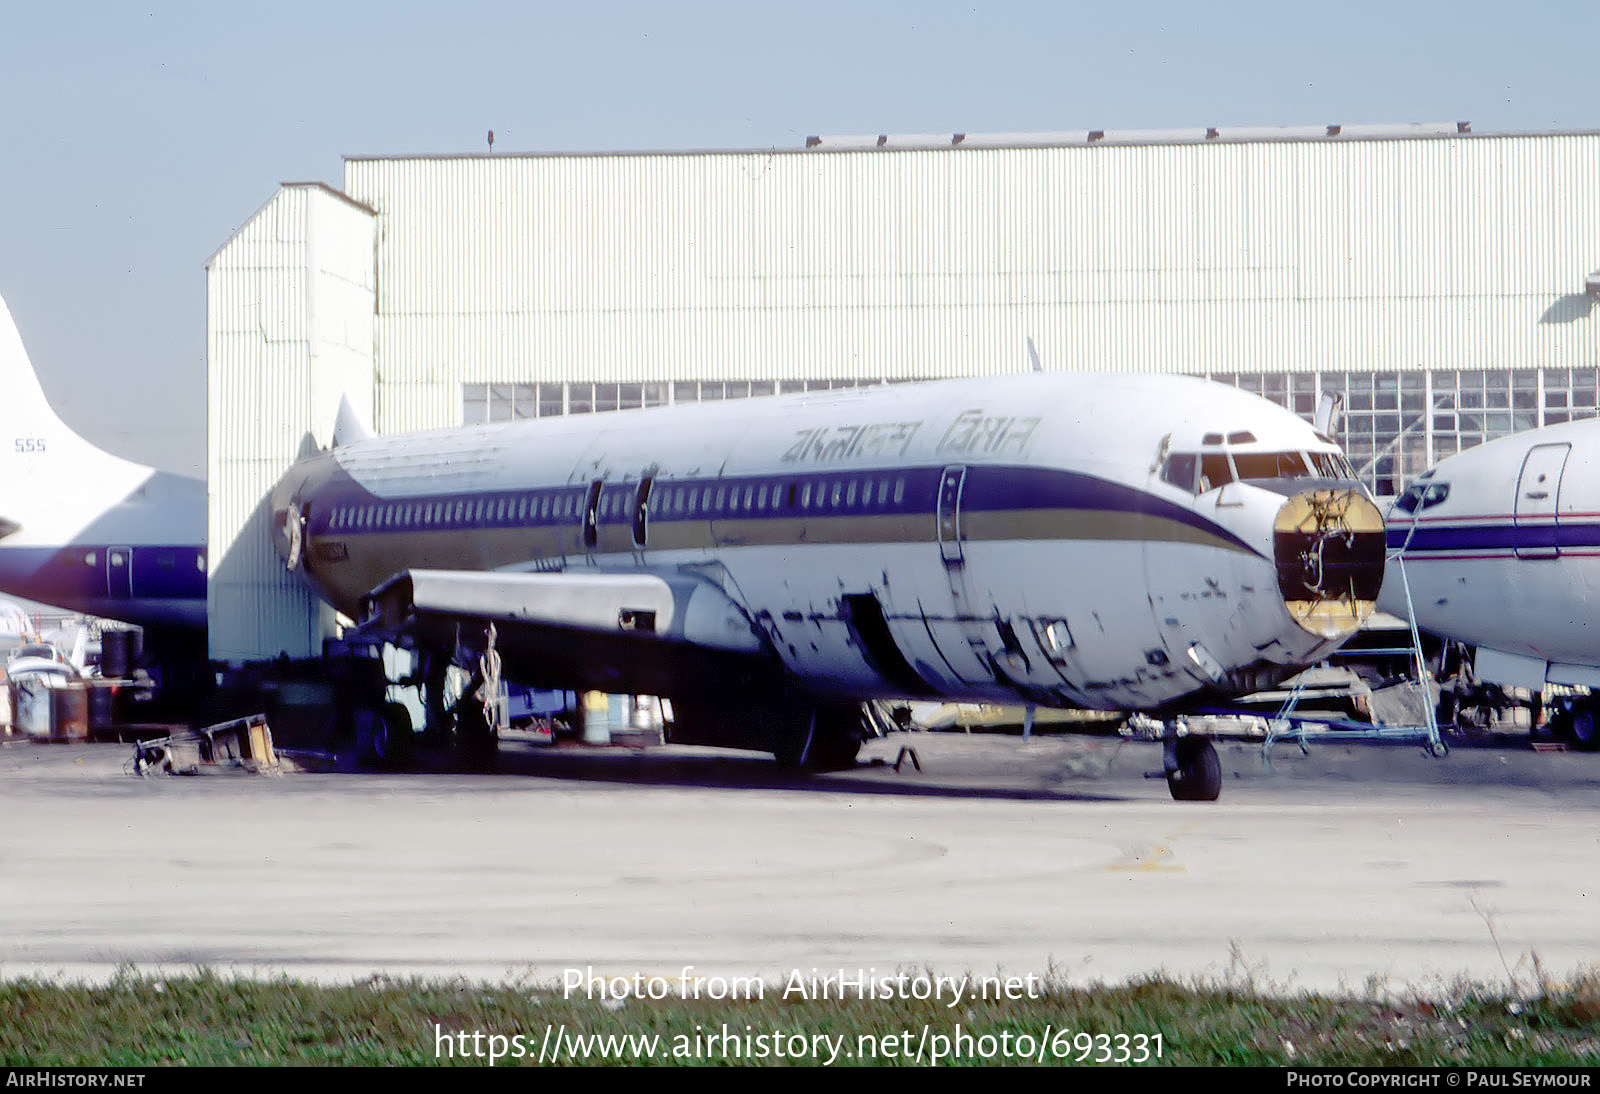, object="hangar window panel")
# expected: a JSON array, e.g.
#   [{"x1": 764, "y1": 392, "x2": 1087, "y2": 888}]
[
  {"x1": 1484, "y1": 370, "x2": 1510, "y2": 409},
  {"x1": 1400, "y1": 374, "x2": 1425, "y2": 413},
  {"x1": 1512, "y1": 371, "x2": 1537, "y2": 411},
  {"x1": 1573, "y1": 369, "x2": 1598, "y2": 410},
  {"x1": 595, "y1": 384, "x2": 619, "y2": 413},
  {"x1": 568, "y1": 385, "x2": 594, "y2": 415},
  {"x1": 674, "y1": 382, "x2": 699, "y2": 402},
  {"x1": 462, "y1": 384, "x2": 489, "y2": 425},
  {"x1": 643, "y1": 383, "x2": 668, "y2": 408},
  {"x1": 538, "y1": 384, "x2": 565, "y2": 417}
]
